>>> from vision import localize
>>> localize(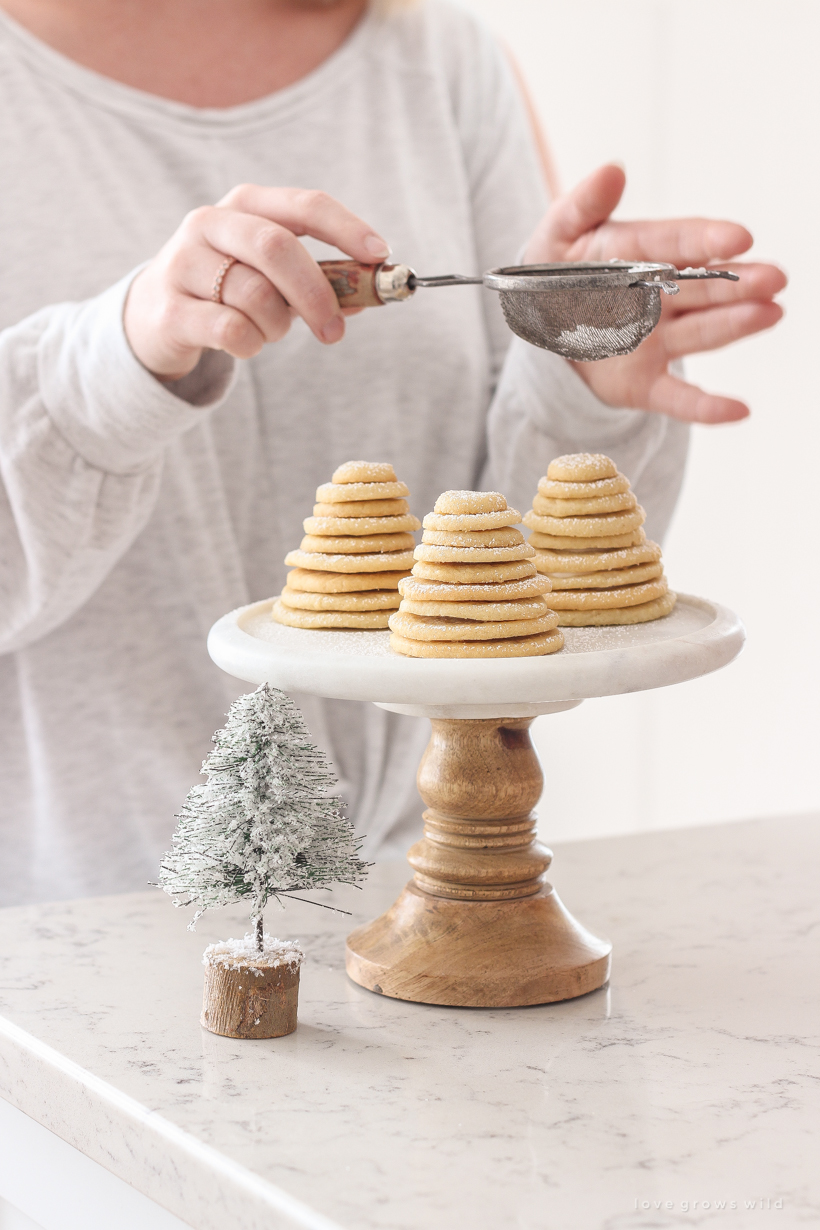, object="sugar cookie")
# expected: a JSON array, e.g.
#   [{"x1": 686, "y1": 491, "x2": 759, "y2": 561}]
[
  {"x1": 414, "y1": 542, "x2": 536, "y2": 564},
  {"x1": 300, "y1": 532, "x2": 416, "y2": 554},
  {"x1": 279, "y1": 587, "x2": 401, "y2": 611},
  {"x1": 524, "y1": 507, "x2": 645, "y2": 538},
  {"x1": 303, "y1": 515, "x2": 421, "y2": 537},
  {"x1": 285, "y1": 549, "x2": 415, "y2": 573},
  {"x1": 412, "y1": 559, "x2": 537, "y2": 583},
  {"x1": 531, "y1": 541, "x2": 660, "y2": 574},
  {"x1": 316, "y1": 480, "x2": 409, "y2": 504},
  {"x1": 433, "y1": 490, "x2": 507, "y2": 515},
  {"x1": 273, "y1": 601, "x2": 392, "y2": 630},
  {"x1": 525, "y1": 457, "x2": 673, "y2": 628},
  {"x1": 420, "y1": 527, "x2": 524, "y2": 549},
  {"x1": 287, "y1": 568, "x2": 410, "y2": 593},
  {"x1": 313, "y1": 499, "x2": 409, "y2": 518},
  {"x1": 399, "y1": 575, "x2": 550, "y2": 602},
  {"x1": 275, "y1": 461, "x2": 420, "y2": 632},
  {"x1": 556, "y1": 592, "x2": 676, "y2": 626},
  {"x1": 548, "y1": 562, "x2": 663, "y2": 589},
  {"x1": 537, "y1": 474, "x2": 630, "y2": 500},
  {"x1": 388, "y1": 609, "x2": 558, "y2": 641},
  {"x1": 547, "y1": 453, "x2": 618, "y2": 482},
  {"x1": 422, "y1": 510, "x2": 522, "y2": 531},
  {"x1": 398, "y1": 596, "x2": 552, "y2": 621},
  {"x1": 332, "y1": 461, "x2": 397, "y2": 484},
  {"x1": 532, "y1": 491, "x2": 637, "y2": 517},
  {"x1": 389, "y1": 630, "x2": 564, "y2": 658},
  {"x1": 546, "y1": 578, "x2": 668, "y2": 610},
  {"x1": 530, "y1": 529, "x2": 646, "y2": 552},
  {"x1": 391, "y1": 487, "x2": 563, "y2": 658}
]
